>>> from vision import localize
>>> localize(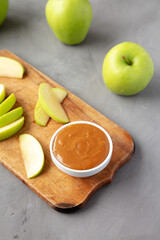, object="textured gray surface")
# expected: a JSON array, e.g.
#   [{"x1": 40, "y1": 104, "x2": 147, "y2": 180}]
[{"x1": 0, "y1": 0, "x2": 160, "y2": 239}]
